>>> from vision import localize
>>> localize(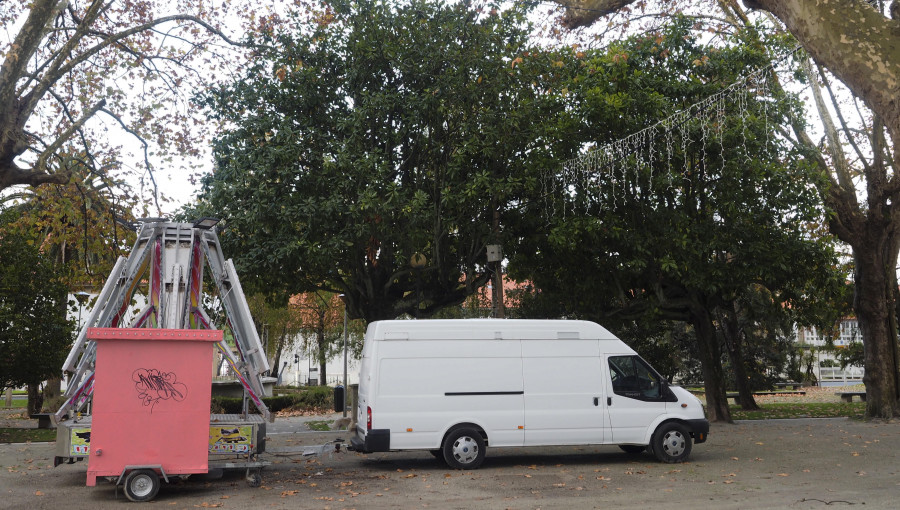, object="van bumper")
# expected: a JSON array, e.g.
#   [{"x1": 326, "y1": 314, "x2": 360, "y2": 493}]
[
  {"x1": 686, "y1": 419, "x2": 710, "y2": 444},
  {"x1": 349, "y1": 428, "x2": 391, "y2": 453}
]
